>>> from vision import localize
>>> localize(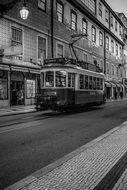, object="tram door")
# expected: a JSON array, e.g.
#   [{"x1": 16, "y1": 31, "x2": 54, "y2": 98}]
[{"x1": 10, "y1": 81, "x2": 24, "y2": 106}]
